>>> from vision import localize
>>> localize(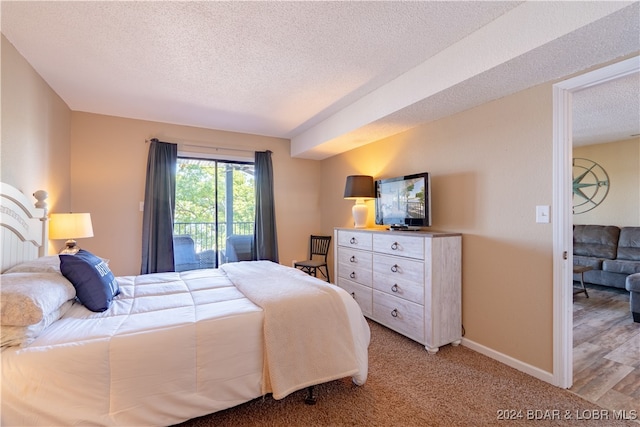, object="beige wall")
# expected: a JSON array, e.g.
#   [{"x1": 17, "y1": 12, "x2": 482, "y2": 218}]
[
  {"x1": 70, "y1": 112, "x2": 321, "y2": 276},
  {"x1": 573, "y1": 137, "x2": 640, "y2": 226},
  {"x1": 321, "y1": 83, "x2": 555, "y2": 372},
  {"x1": 1, "y1": 35, "x2": 72, "y2": 242}
]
